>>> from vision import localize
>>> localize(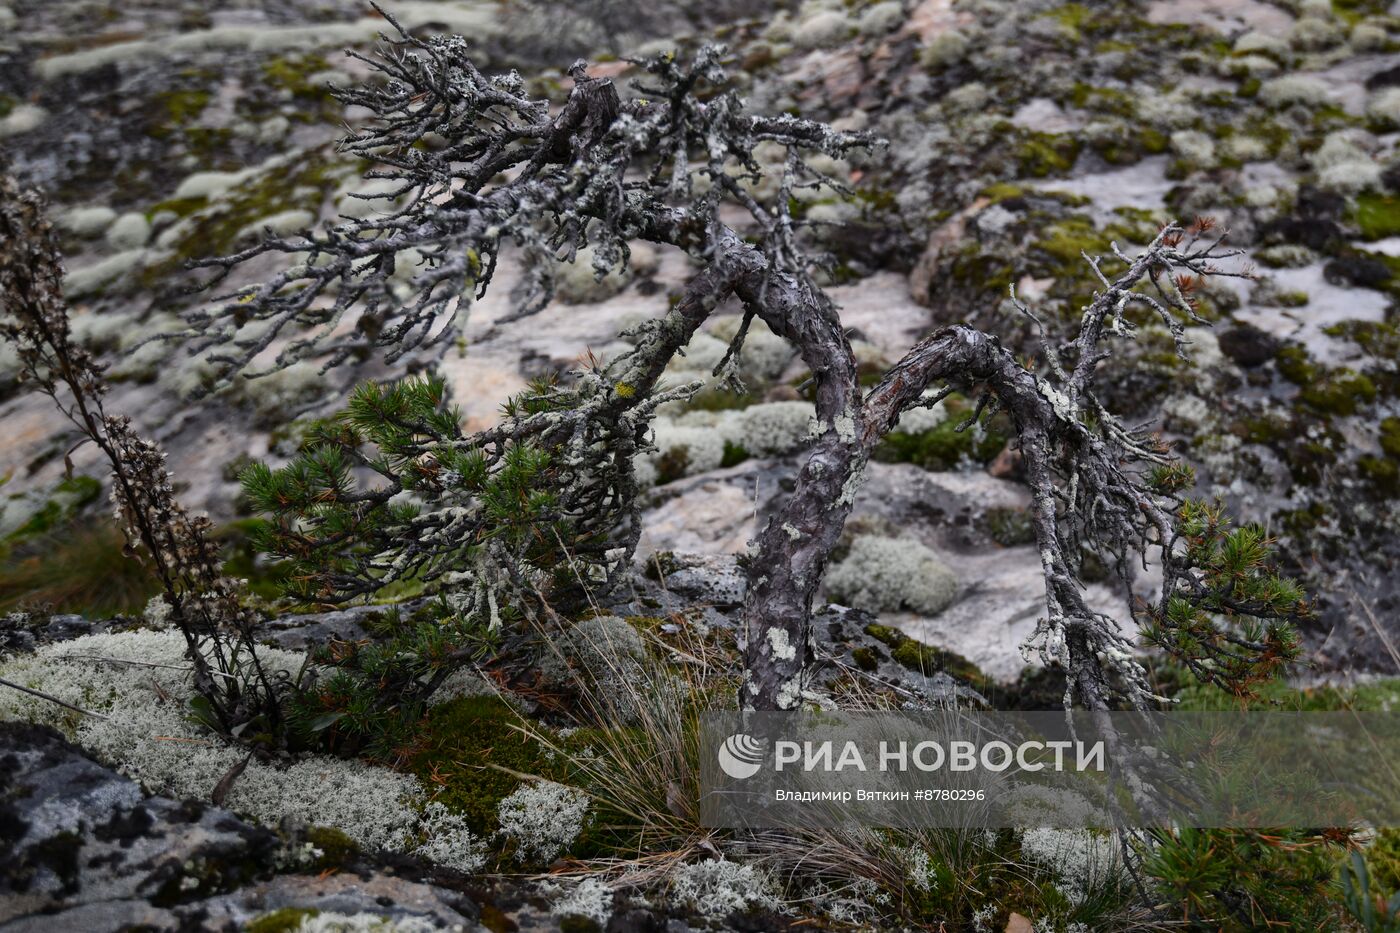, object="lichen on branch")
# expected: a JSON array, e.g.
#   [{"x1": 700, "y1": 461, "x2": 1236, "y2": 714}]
[{"x1": 185, "y1": 7, "x2": 873, "y2": 389}]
